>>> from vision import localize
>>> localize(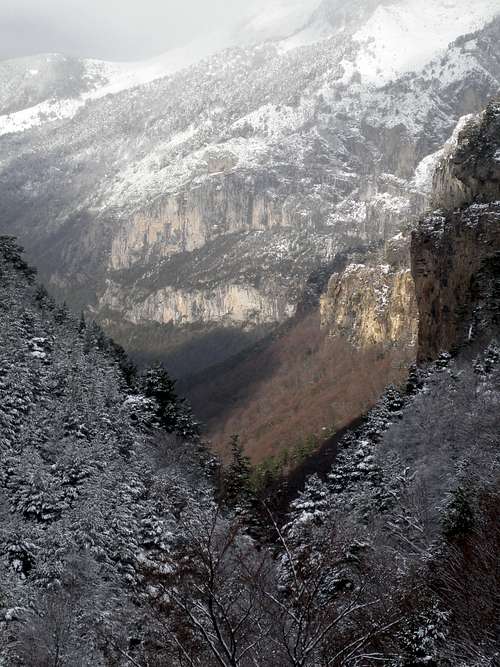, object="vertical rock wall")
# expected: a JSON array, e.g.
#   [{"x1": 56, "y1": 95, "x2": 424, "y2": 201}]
[{"x1": 413, "y1": 102, "x2": 500, "y2": 362}]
